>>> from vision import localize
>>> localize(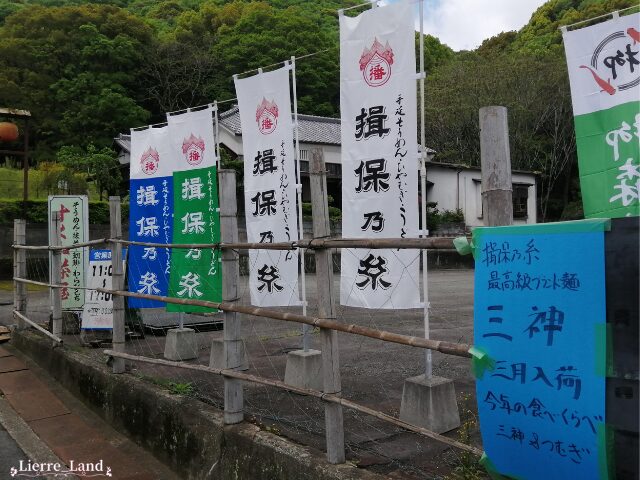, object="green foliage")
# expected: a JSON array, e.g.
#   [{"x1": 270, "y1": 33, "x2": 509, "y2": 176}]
[
  {"x1": 0, "y1": 4, "x2": 151, "y2": 159},
  {"x1": 426, "y1": 52, "x2": 575, "y2": 220},
  {"x1": 0, "y1": 199, "x2": 129, "y2": 224},
  {"x1": 168, "y1": 382, "x2": 195, "y2": 396},
  {"x1": 57, "y1": 144, "x2": 122, "y2": 200},
  {"x1": 512, "y1": 0, "x2": 637, "y2": 56},
  {"x1": 426, "y1": 203, "x2": 465, "y2": 232},
  {"x1": 0, "y1": 0, "x2": 636, "y2": 222},
  {"x1": 301, "y1": 201, "x2": 341, "y2": 222}
]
